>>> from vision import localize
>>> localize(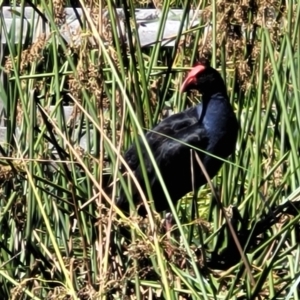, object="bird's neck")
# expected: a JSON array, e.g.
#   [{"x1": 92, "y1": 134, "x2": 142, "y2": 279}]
[{"x1": 198, "y1": 91, "x2": 230, "y2": 124}]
